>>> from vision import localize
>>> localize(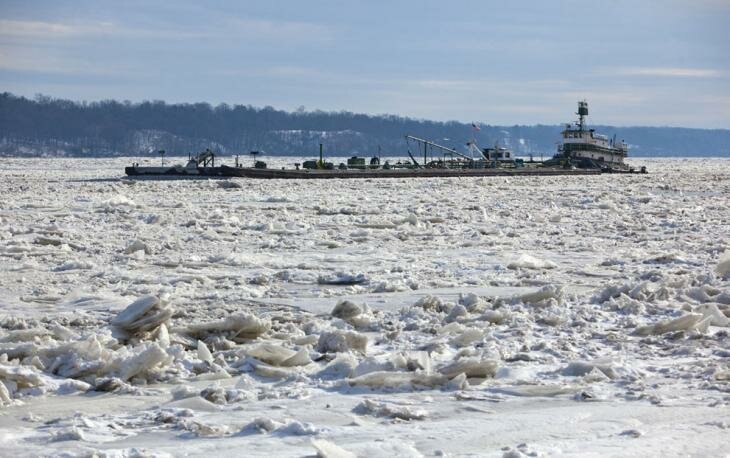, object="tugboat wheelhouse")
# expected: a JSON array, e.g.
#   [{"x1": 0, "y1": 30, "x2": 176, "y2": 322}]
[{"x1": 553, "y1": 100, "x2": 629, "y2": 169}]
